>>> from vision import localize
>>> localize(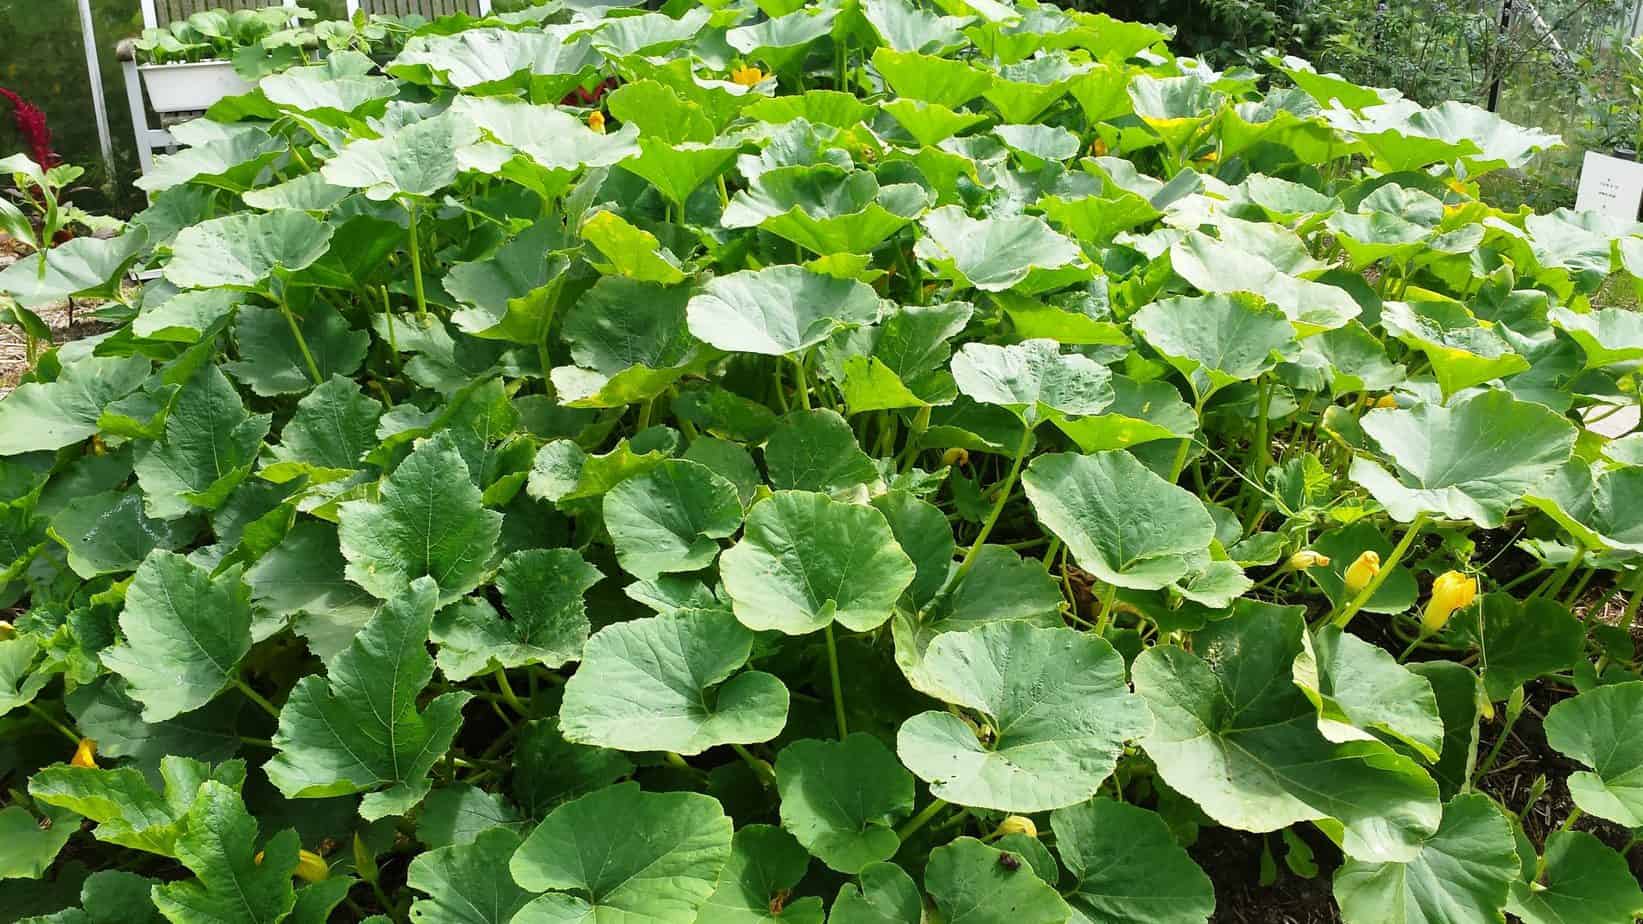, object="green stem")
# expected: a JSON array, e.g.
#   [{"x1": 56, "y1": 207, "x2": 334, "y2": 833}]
[
  {"x1": 1398, "y1": 631, "x2": 1427, "y2": 662},
  {"x1": 896, "y1": 798, "x2": 948, "y2": 842},
  {"x1": 1093, "y1": 582, "x2": 1120, "y2": 635},
  {"x1": 896, "y1": 405, "x2": 932, "y2": 472},
  {"x1": 1472, "y1": 688, "x2": 1525, "y2": 784},
  {"x1": 1331, "y1": 512, "x2": 1430, "y2": 630},
  {"x1": 1623, "y1": 573, "x2": 1643, "y2": 632},
  {"x1": 406, "y1": 200, "x2": 428, "y2": 323},
  {"x1": 25, "y1": 702, "x2": 80, "y2": 744},
  {"x1": 1533, "y1": 546, "x2": 1587, "y2": 602},
  {"x1": 378, "y1": 285, "x2": 401, "y2": 371},
  {"x1": 731, "y1": 743, "x2": 777, "y2": 788},
  {"x1": 233, "y1": 678, "x2": 282, "y2": 719},
  {"x1": 791, "y1": 355, "x2": 812, "y2": 410},
  {"x1": 493, "y1": 667, "x2": 527, "y2": 717},
  {"x1": 824, "y1": 623, "x2": 848, "y2": 739},
  {"x1": 951, "y1": 426, "x2": 1034, "y2": 584},
  {"x1": 277, "y1": 297, "x2": 324, "y2": 385},
  {"x1": 1168, "y1": 393, "x2": 1210, "y2": 482}
]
